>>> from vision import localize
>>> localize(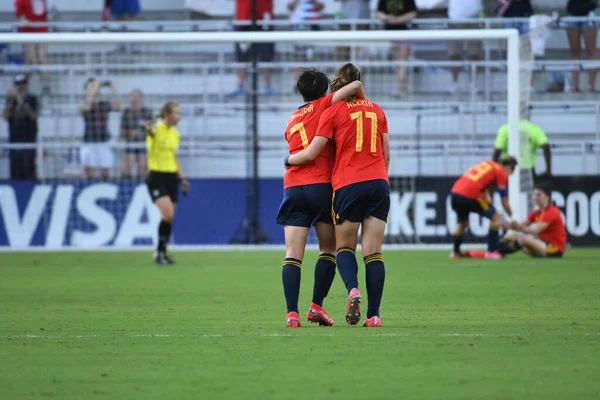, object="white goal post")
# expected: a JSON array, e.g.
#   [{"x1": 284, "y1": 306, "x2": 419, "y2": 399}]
[{"x1": 0, "y1": 29, "x2": 521, "y2": 250}]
